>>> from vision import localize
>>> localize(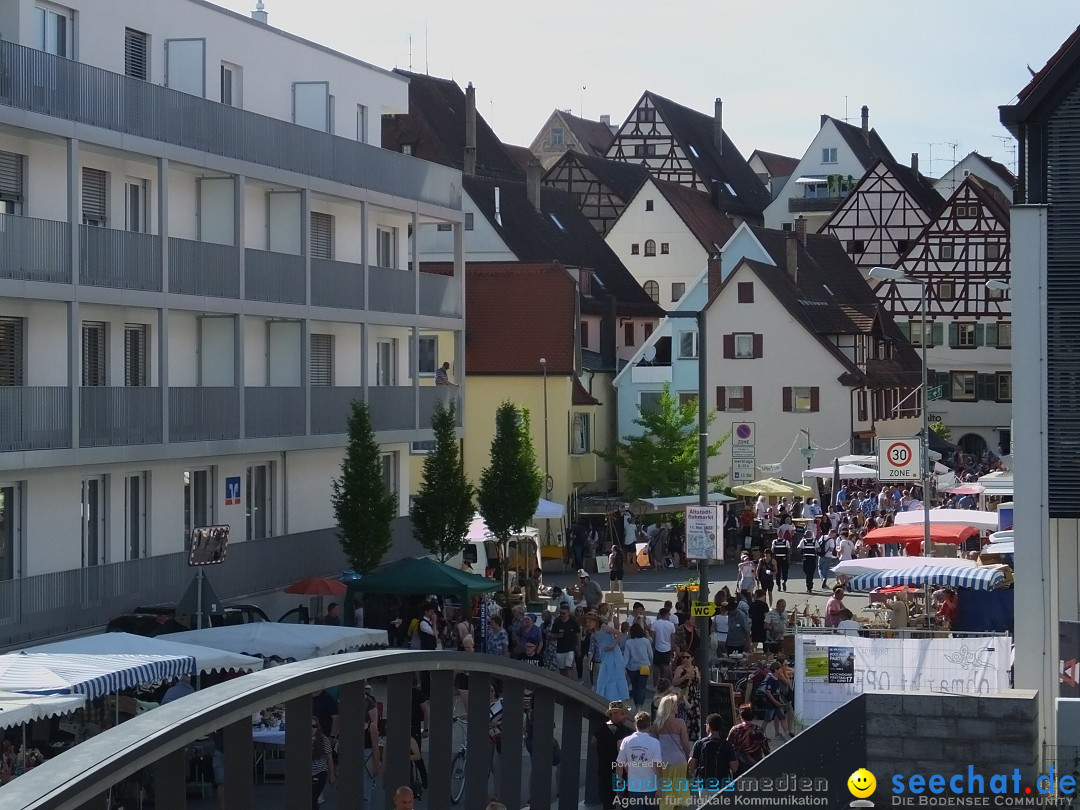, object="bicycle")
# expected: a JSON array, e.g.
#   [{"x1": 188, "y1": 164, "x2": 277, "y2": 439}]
[{"x1": 448, "y1": 716, "x2": 468, "y2": 805}]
